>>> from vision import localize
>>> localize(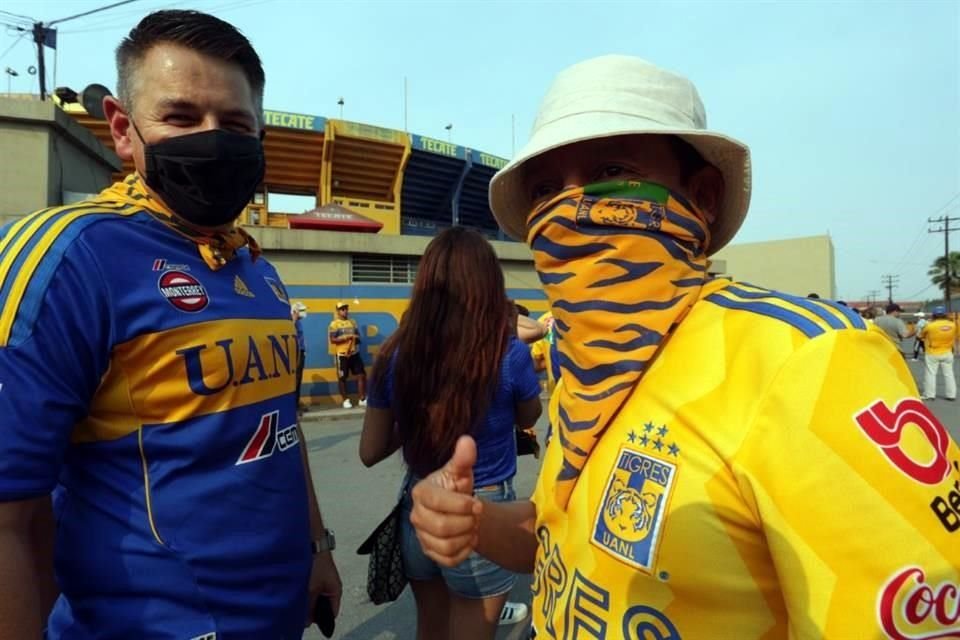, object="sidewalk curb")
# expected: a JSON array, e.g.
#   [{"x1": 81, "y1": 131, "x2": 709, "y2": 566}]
[
  {"x1": 300, "y1": 408, "x2": 366, "y2": 423},
  {"x1": 300, "y1": 393, "x2": 550, "y2": 424}
]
